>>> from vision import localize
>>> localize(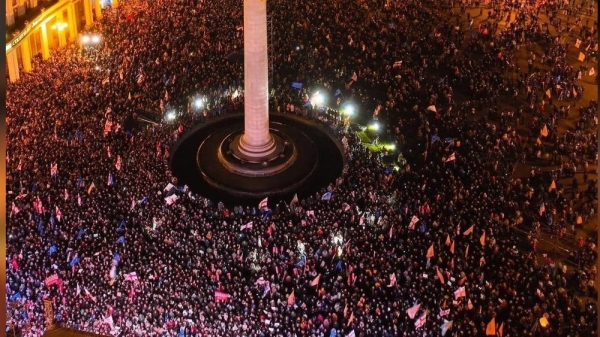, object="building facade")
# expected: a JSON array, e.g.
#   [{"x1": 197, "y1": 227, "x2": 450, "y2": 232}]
[{"x1": 5, "y1": 0, "x2": 114, "y2": 83}]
